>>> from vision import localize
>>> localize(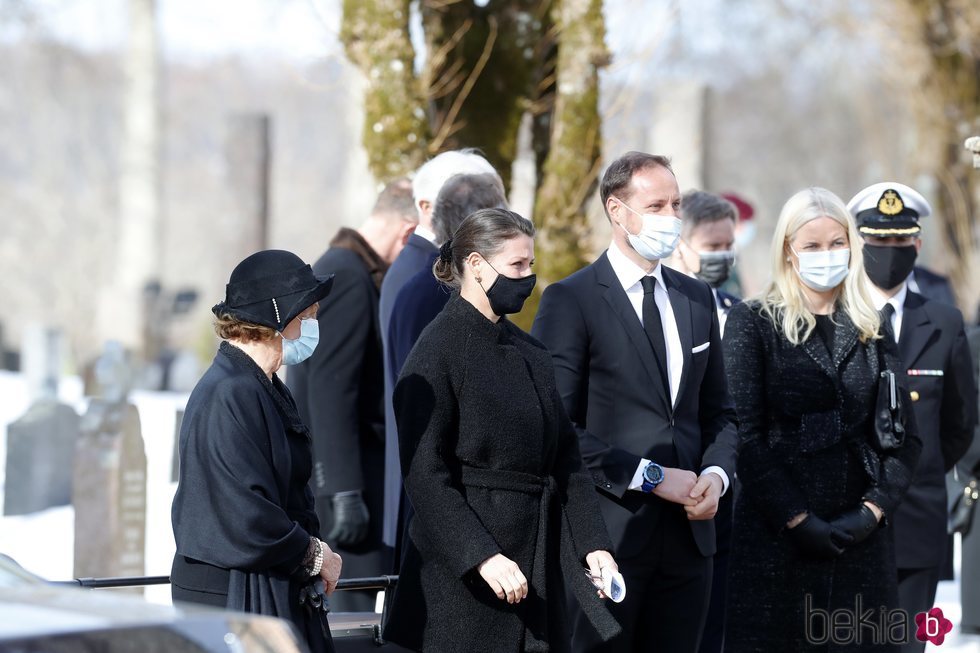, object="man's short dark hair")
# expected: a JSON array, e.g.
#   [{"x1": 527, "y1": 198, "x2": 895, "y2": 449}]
[
  {"x1": 599, "y1": 151, "x2": 674, "y2": 217},
  {"x1": 432, "y1": 173, "x2": 507, "y2": 244},
  {"x1": 372, "y1": 177, "x2": 416, "y2": 222},
  {"x1": 680, "y1": 190, "x2": 737, "y2": 238}
]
